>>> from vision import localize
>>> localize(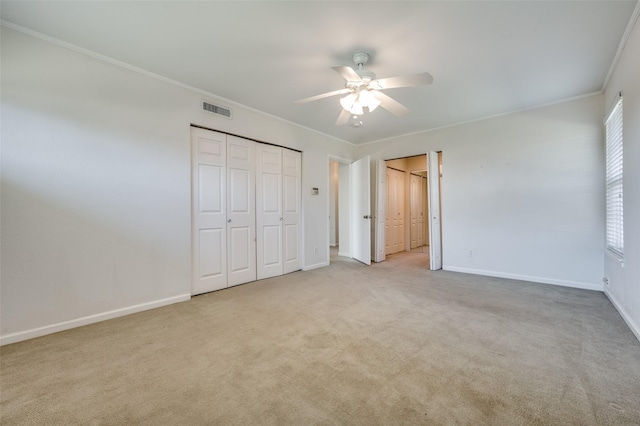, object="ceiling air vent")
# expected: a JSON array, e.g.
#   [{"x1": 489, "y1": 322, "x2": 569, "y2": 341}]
[{"x1": 202, "y1": 101, "x2": 232, "y2": 119}]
